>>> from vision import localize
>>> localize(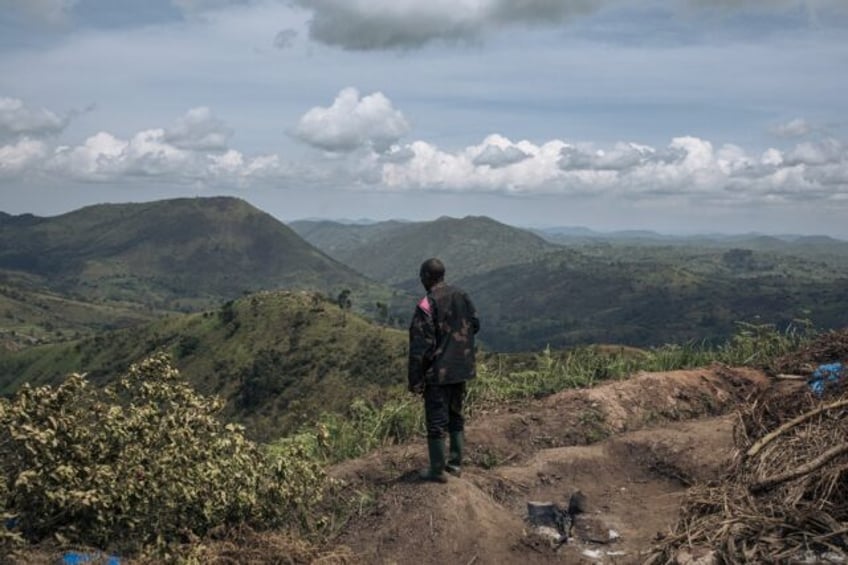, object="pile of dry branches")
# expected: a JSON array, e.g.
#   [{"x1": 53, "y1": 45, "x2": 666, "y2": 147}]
[{"x1": 648, "y1": 375, "x2": 848, "y2": 563}]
